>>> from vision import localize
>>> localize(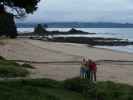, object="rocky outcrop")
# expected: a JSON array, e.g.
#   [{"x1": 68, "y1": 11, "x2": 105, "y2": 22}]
[
  {"x1": 48, "y1": 28, "x2": 95, "y2": 35},
  {"x1": 48, "y1": 37, "x2": 133, "y2": 46},
  {"x1": 34, "y1": 24, "x2": 47, "y2": 35}
]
